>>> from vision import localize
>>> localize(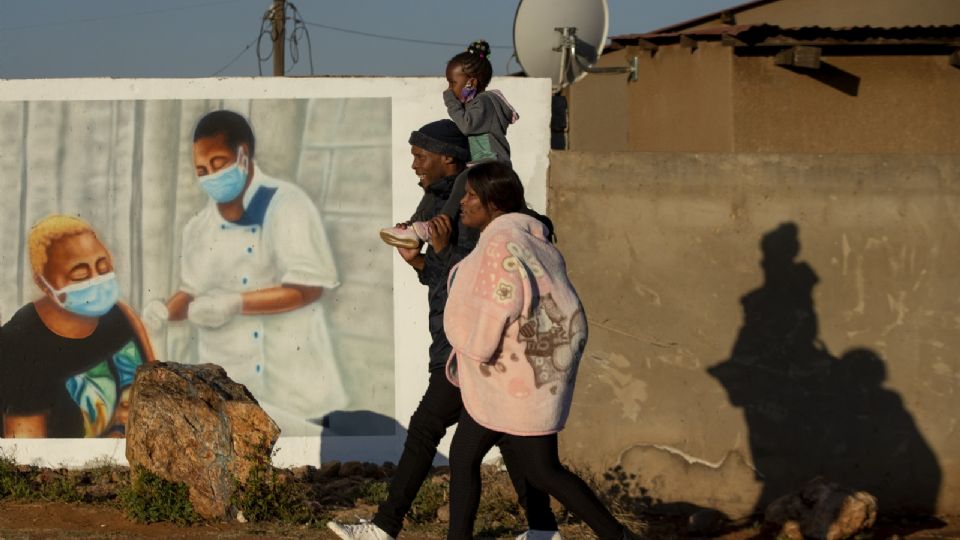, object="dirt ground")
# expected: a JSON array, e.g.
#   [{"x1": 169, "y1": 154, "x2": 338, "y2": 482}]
[
  {"x1": 0, "y1": 462, "x2": 956, "y2": 540},
  {"x1": 1, "y1": 501, "x2": 959, "y2": 540}
]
